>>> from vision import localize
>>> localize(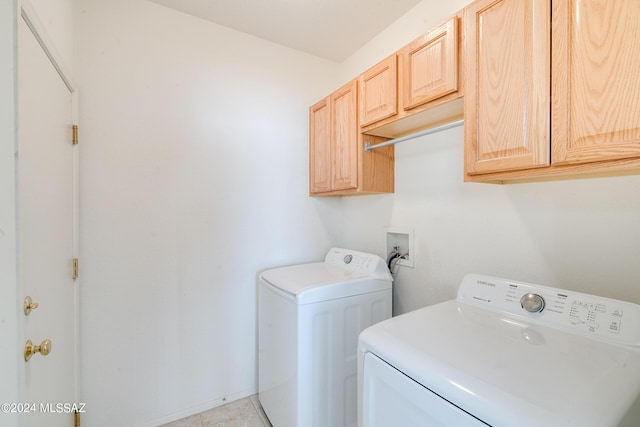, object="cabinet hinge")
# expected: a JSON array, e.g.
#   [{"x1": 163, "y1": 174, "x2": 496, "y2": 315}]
[
  {"x1": 72, "y1": 258, "x2": 79, "y2": 280},
  {"x1": 74, "y1": 409, "x2": 81, "y2": 427},
  {"x1": 72, "y1": 125, "x2": 79, "y2": 145}
]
